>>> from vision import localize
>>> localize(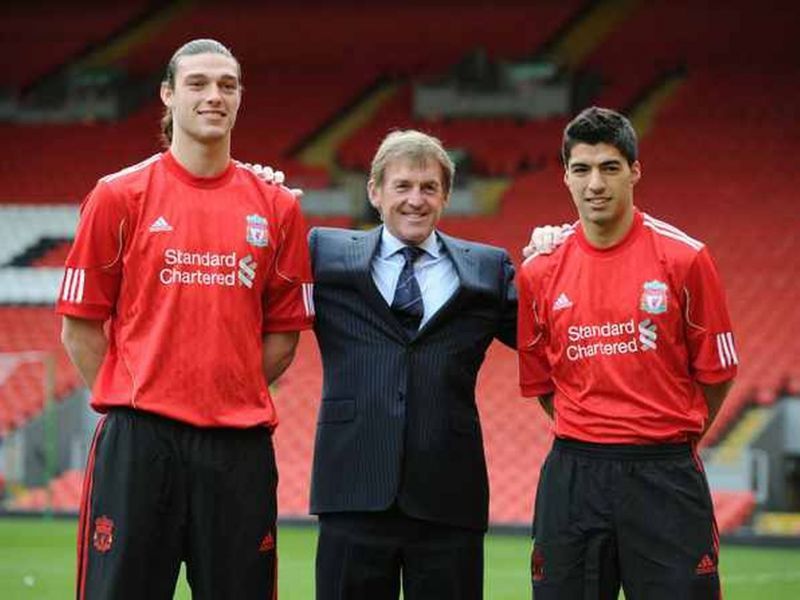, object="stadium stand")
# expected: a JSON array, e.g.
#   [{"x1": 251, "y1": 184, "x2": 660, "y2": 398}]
[
  {"x1": 337, "y1": 86, "x2": 566, "y2": 177},
  {"x1": 713, "y1": 490, "x2": 757, "y2": 535},
  {"x1": 583, "y1": 0, "x2": 797, "y2": 109},
  {"x1": 0, "y1": 2, "x2": 149, "y2": 92},
  {"x1": 7, "y1": 468, "x2": 82, "y2": 512},
  {"x1": 2, "y1": 1, "x2": 799, "y2": 535},
  {"x1": 0, "y1": 308, "x2": 79, "y2": 435},
  {"x1": 0, "y1": 1, "x2": 582, "y2": 202}
]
